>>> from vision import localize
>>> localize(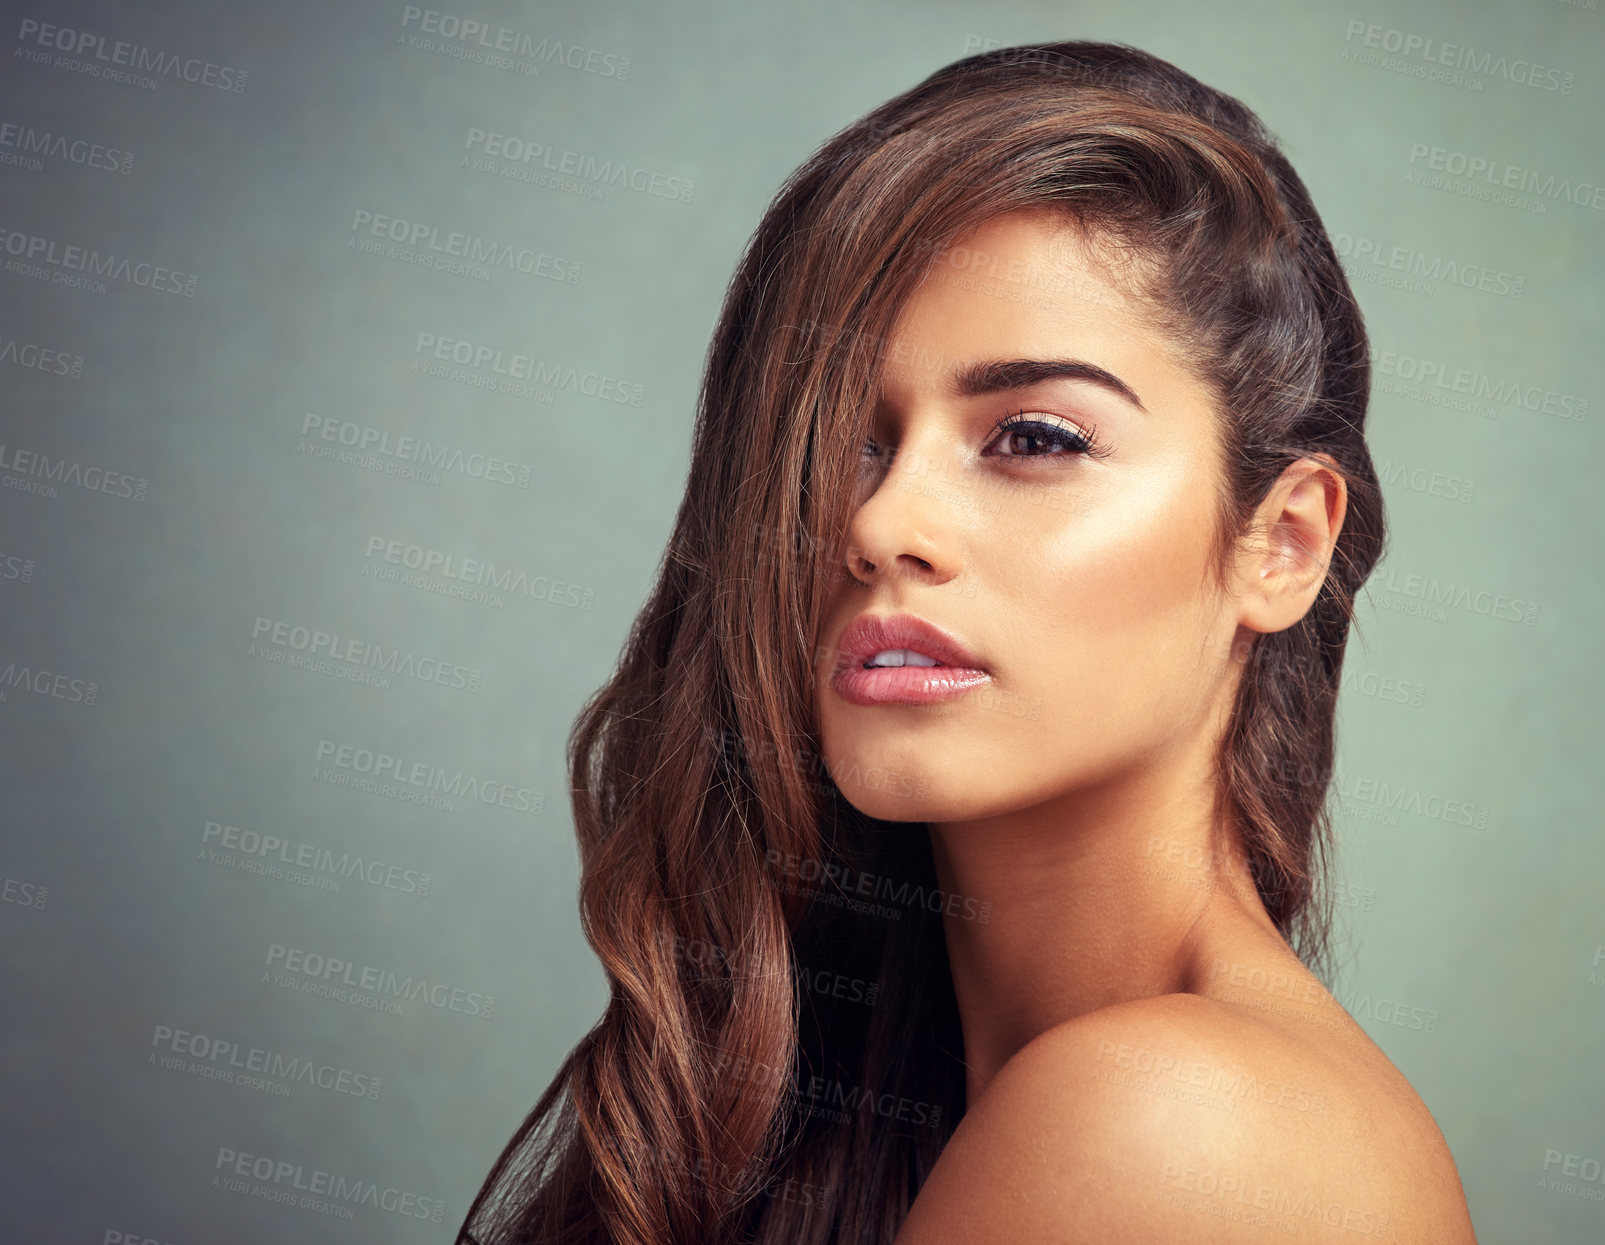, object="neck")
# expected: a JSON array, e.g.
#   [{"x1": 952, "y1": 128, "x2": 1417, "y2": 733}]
[{"x1": 925, "y1": 741, "x2": 1287, "y2": 1108}]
